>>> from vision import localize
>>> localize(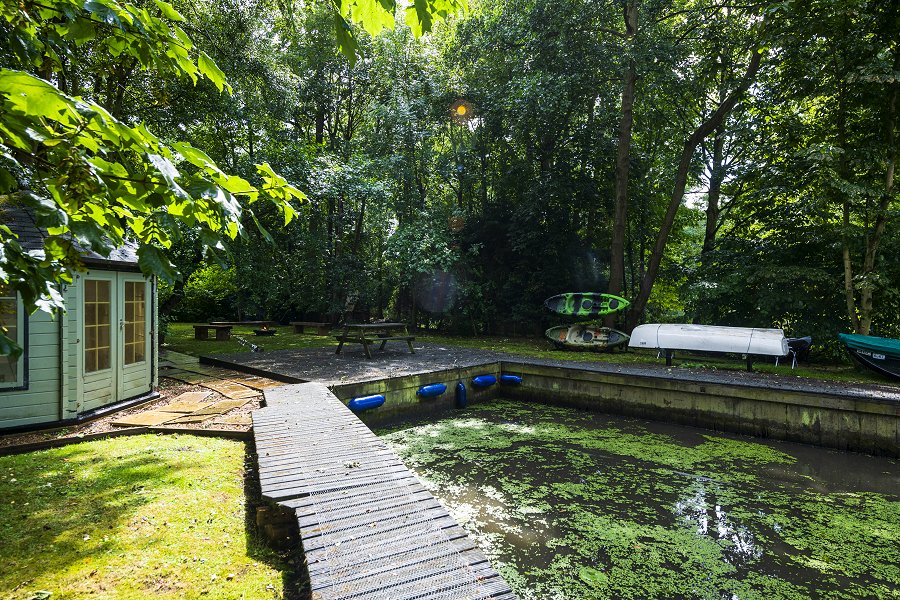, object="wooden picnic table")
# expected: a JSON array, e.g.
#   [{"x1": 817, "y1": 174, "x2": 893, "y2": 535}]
[{"x1": 335, "y1": 323, "x2": 415, "y2": 359}]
